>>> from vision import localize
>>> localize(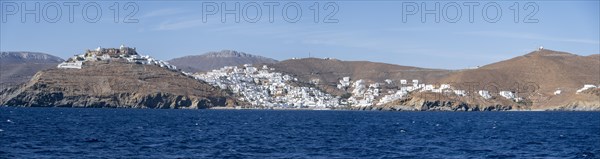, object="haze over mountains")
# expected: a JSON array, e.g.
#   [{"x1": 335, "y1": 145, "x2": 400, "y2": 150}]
[
  {"x1": 0, "y1": 52, "x2": 63, "y2": 90},
  {"x1": 168, "y1": 50, "x2": 277, "y2": 73}
]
